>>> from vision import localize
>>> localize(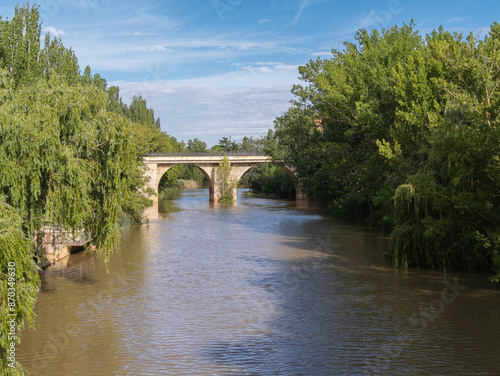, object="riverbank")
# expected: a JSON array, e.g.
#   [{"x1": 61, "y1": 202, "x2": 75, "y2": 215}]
[{"x1": 179, "y1": 179, "x2": 200, "y2": 189}]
